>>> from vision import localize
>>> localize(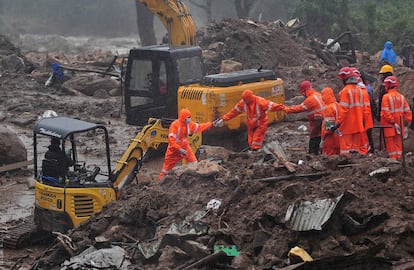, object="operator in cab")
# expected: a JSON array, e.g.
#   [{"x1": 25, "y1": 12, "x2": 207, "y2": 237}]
[
  {"x1": 158, "y1": 108, "x2": 213, "y2": 183},
  {"x1": 43, "y1": 137, "x2": 73, "y2": 180}
]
